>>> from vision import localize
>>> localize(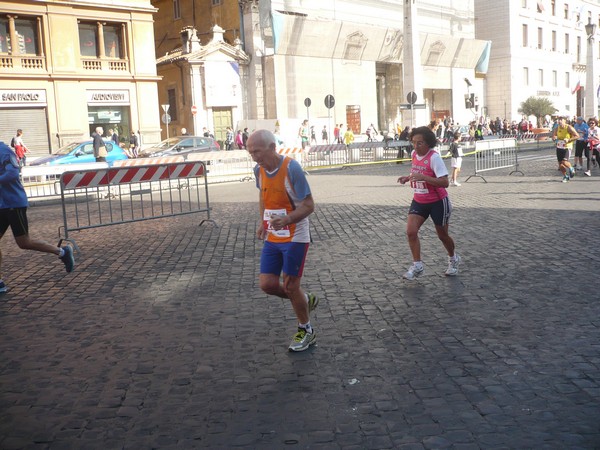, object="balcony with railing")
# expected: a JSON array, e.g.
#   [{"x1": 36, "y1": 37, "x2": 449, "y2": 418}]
[
  {"x1": 0, "y1": 54, "x2": 46, "y2": 71},
  {"x1": 82, "y1": 58, "x2": 129, "y2": 72}
]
